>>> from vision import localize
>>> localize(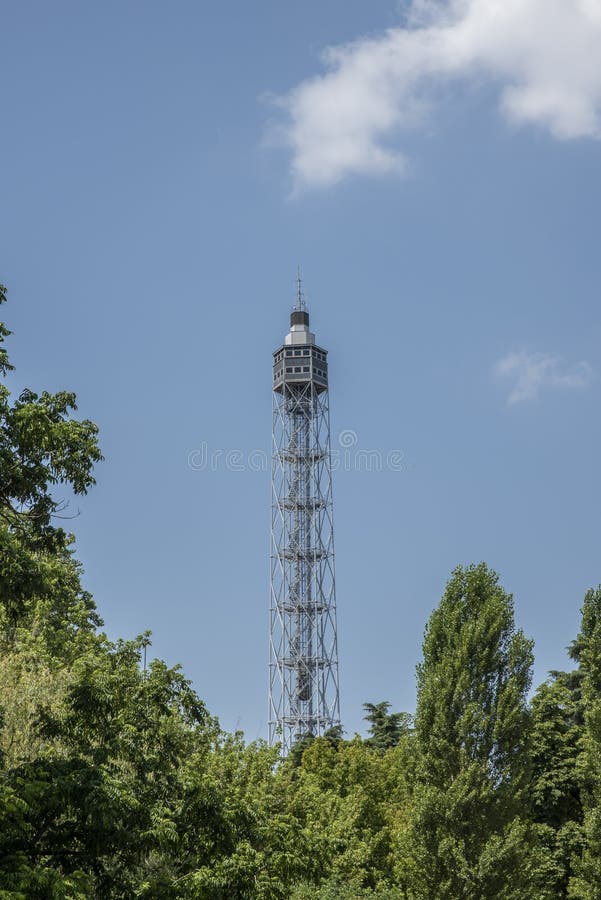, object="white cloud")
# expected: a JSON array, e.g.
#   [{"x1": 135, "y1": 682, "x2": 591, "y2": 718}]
[
  {"x1": 493, "y1": 351, "x2": 593, "y2": 405},
  {"x1": 274, "y1": 0, "x2": 601, "y2": 189}
]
